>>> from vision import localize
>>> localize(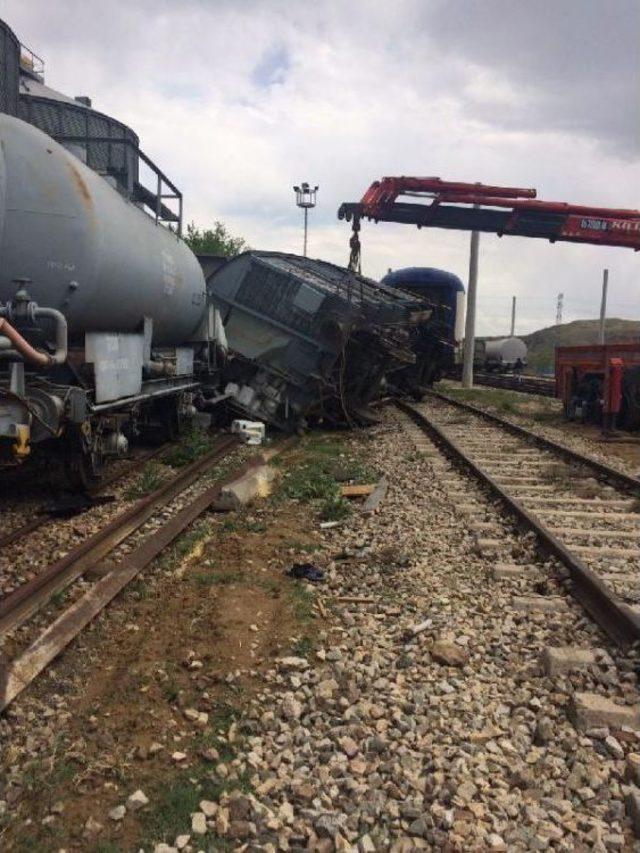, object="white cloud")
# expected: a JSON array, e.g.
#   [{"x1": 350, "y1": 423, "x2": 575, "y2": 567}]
[{"x1": 5, "y1": 0, "x2": 639, "y2": 336}]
